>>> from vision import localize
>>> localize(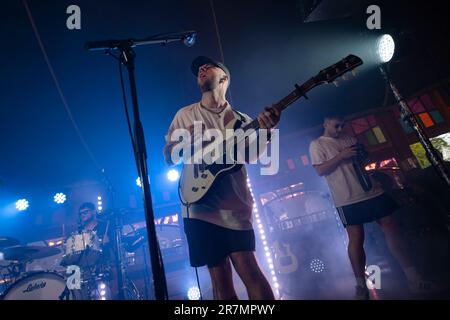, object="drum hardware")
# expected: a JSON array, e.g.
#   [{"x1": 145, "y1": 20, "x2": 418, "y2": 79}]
[
  {"x1": 0, "y1": 245, "x2": 61, "y2": 263},
  {"x1": 0, "y1": 236, "x2": 20, "y2": 249}
]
